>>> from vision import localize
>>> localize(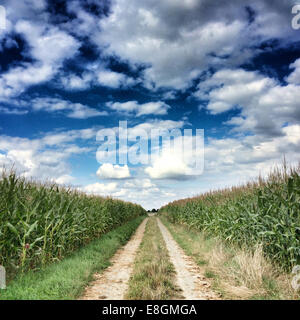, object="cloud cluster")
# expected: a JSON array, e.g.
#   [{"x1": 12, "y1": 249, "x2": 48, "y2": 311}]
[
  {"x1": 57, "y1": 61, "x2": 138, "y2": 91},
  {"x1": 195, "y1": 63, "x2": 300, "y2": 138},
  {"x1": 0, "y1": 0, "x2": 299, "y2": 211},
  {"x1": 0, "y1": 20, "x2": 80, "y2": 100},
  {"x1": 95, "y1": 0, "x2": 298, "y2": 90},
  {"x1": 0, "y1": 128, "x2": 94, "y2": 183}
]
